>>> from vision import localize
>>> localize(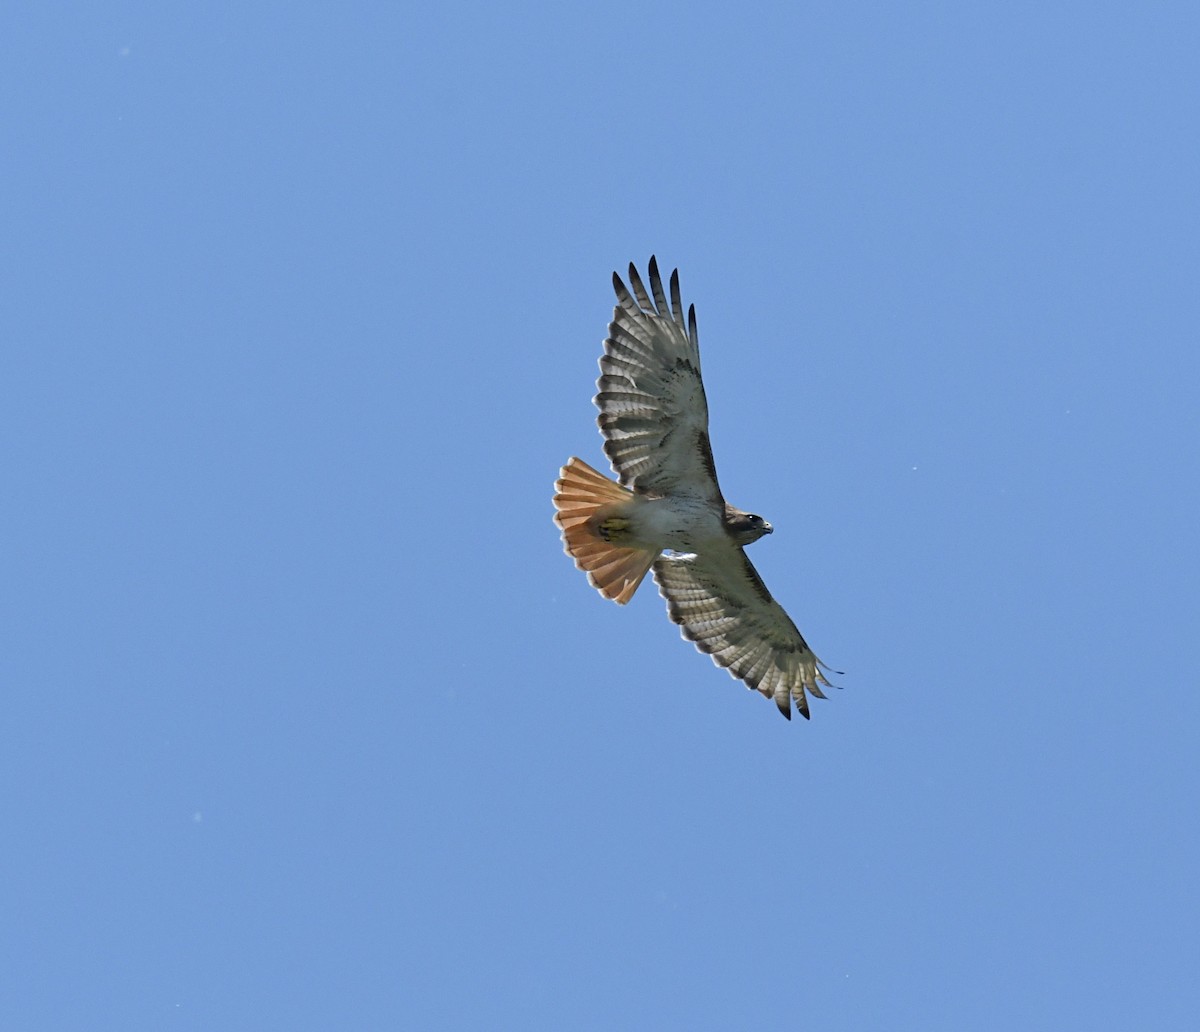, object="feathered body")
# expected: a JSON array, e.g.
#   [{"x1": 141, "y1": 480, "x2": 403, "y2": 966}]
[{"x1": 553, "y1": 257, "x2": 836, "y2": 719}]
